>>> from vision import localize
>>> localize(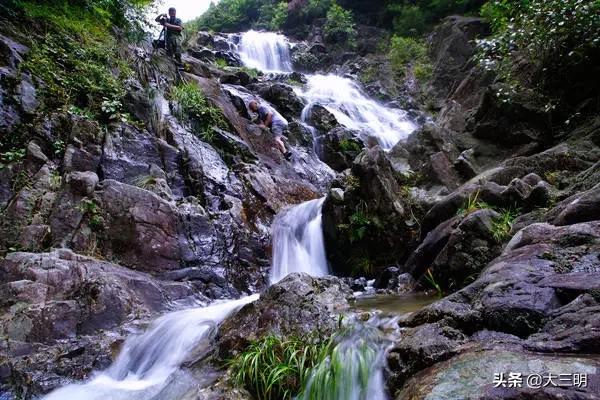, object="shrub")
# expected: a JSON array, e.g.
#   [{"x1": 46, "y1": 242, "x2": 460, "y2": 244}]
[
  {"x1": 189, "y1": 0, "x2": 262, "y2": 32},
  {"x1": 390, "y1": 36, "x2": 427, "y2": 68},
  {"x1": 387, "y1": 0, "x2": 485, "y2": 36},
  {"x1": 389, "y1": 4, "x2": 427, "y2": 37},
  {"x1": 324, "y1": 3, "x2": 356, "y2": 44},
  {"x1": 477, "y1": 0, "x2": 599, "y2": 101},
  {"x1": 389, "y1": 36, "x2": 432, "y2": 82},
  {"x1": 171, "y1": 83, "x2": 229, "y2": 141}
]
